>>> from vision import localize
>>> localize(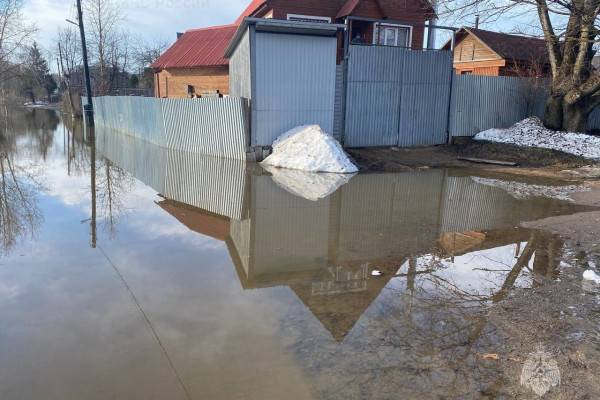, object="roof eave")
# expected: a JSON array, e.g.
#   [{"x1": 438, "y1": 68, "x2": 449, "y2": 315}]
[{"x1": 224, "y1": 18, "x2": 346, "y2": 58}]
